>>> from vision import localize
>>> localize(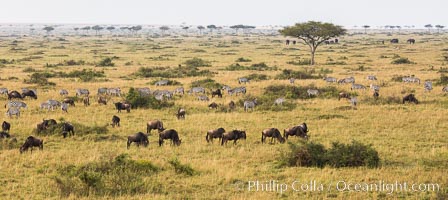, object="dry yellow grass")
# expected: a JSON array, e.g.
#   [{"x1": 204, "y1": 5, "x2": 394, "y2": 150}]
[{"x1": 0, "y1": 33, "x2": 447, "y2": 199}]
